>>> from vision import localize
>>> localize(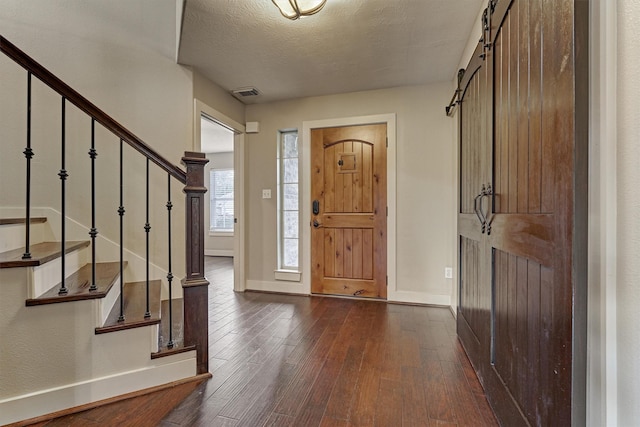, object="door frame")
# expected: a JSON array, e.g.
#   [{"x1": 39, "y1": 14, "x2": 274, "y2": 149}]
[
  {"x1": 194, "y1": 99, "x2": 246, "y2": 292},
  {"x1": 588, "y1": 0, "x2": 618, "y2": 424},
  {"x1": 302, "y1": 114, "x2": 396, "y2": 296}
]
